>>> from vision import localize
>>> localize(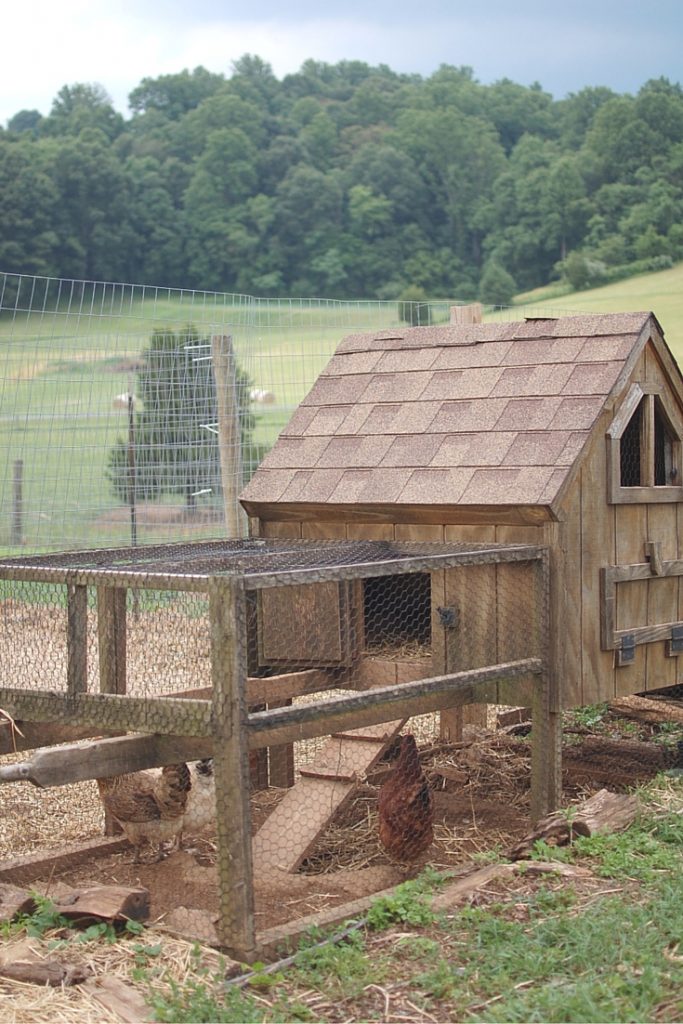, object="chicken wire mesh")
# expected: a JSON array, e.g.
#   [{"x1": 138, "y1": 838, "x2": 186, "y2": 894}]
[{"x1": 0, "y1": 537, "x2": 552, "y2": 956}]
